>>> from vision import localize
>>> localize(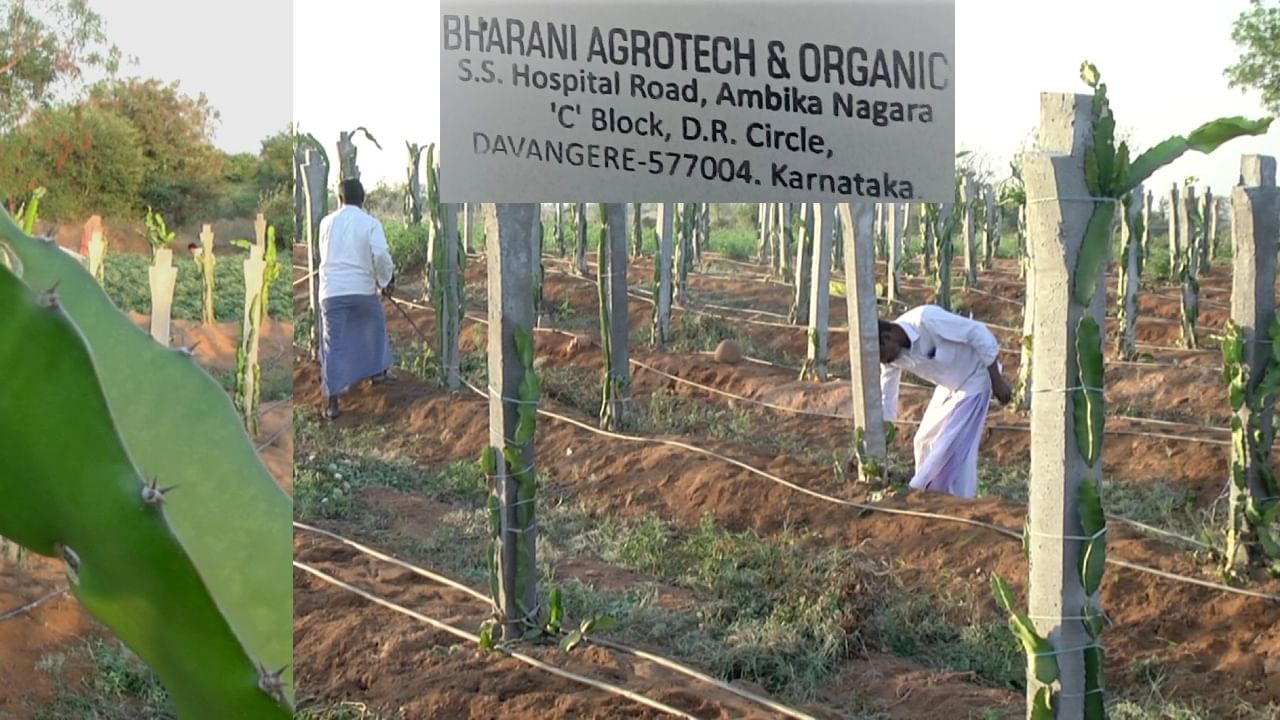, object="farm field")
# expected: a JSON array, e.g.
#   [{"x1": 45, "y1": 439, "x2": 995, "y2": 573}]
[
  {"x1": 0, "y1": 229, "x2": 293, "y2": 719},
  {"x1": 291, "y1": 219, "x2": 1280, "y2": 720}
]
